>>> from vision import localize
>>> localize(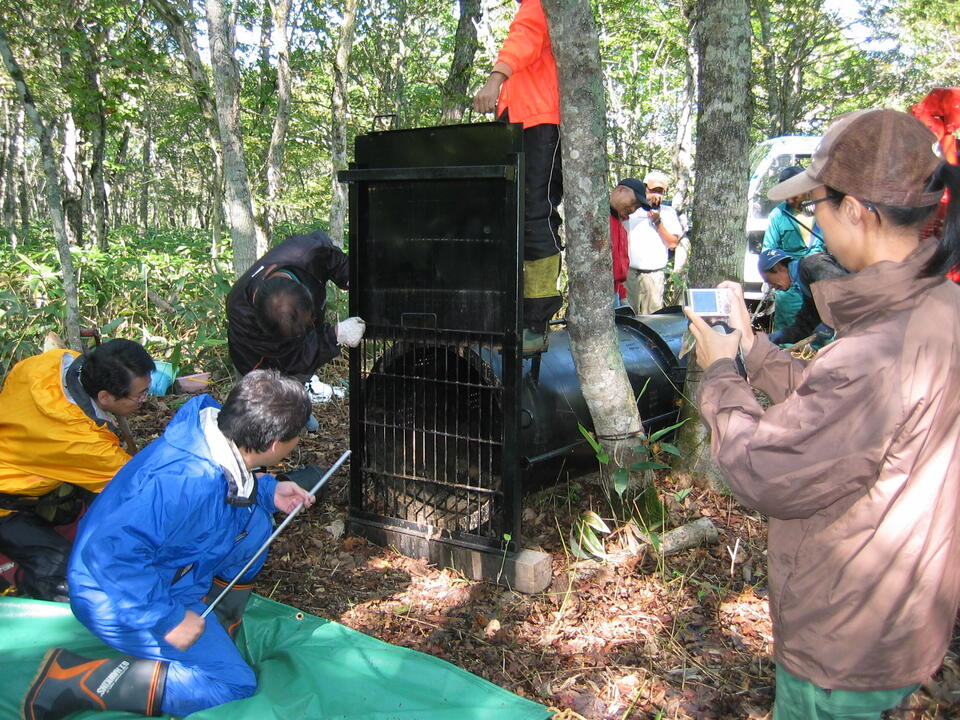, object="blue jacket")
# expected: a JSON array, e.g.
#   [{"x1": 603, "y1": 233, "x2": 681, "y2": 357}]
[{"x1": 68, "y1": 395, "x2": 278, "y2": 639}]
